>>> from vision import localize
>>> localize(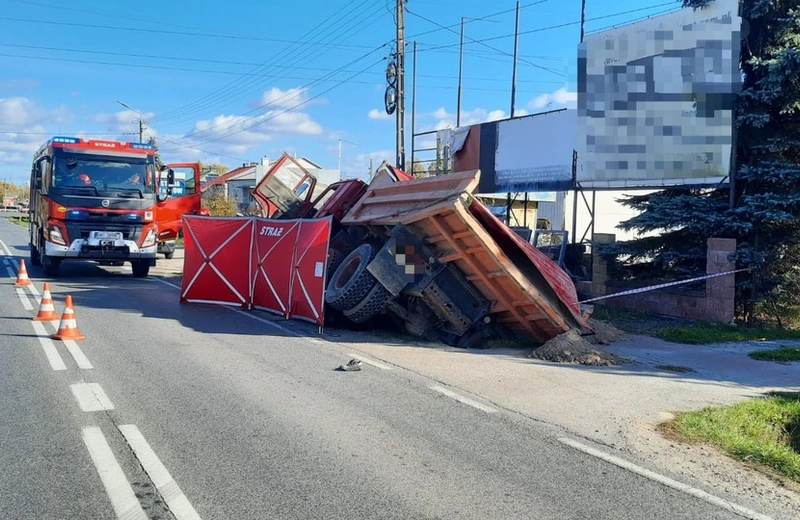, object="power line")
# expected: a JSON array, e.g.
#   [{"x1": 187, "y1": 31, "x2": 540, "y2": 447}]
[
  {"x1": 190, "y1": 58, "x2": 386, "y2": 147},
  {"x1": 0, "y1": 42, "x2": 566, "y2": 83},
  {"x1": 0, "y1": 16, "x2": 375, "y2": 49},
  {"x1": 0, "y1": 52, "x2": 559, "y2": 94},
  {"x1": 0, "y1": 131, "x2": 137, "y2": 136},
  {"x1": 182, "y1": 48, "x2": 388, "y2": 143},
  {"x1": 152, "y1": 0, "x2": 385, "y2": 126},
  {"x1": 415, "y1": 2, "x2": 676, "y2": 52},
  {"x1": 406, "y1": 0, "x2": 551, "y2": 39},
  {"x1": 405, "y1": 8, "x2": 564, "y2": 77}
]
